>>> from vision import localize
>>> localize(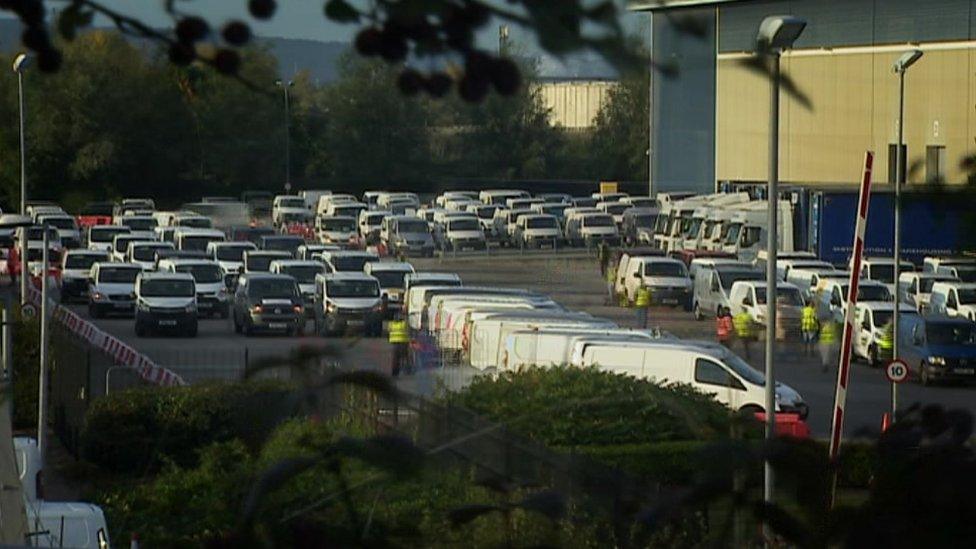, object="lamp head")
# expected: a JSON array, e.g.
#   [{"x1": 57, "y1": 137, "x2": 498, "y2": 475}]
[
  {"x1": 757, "y1": 16, "x2": 807, "y2": 53},
  {"x1": 894, "y1": 50, "x2": 923, "y2": 73},
  {"x1": 12, "y1": 53, "x2": 31, "y2": 73}
]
